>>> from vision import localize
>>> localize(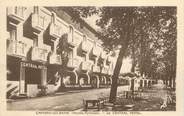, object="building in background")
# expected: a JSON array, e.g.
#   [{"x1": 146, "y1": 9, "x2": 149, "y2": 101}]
[{"x1": 6, "y1": 6, "x2": 117, "y2": 98}]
